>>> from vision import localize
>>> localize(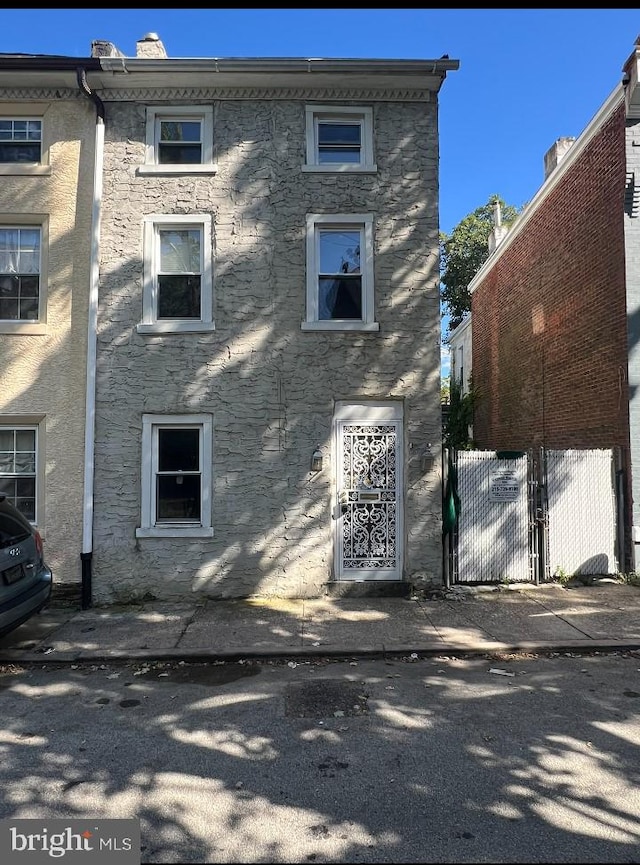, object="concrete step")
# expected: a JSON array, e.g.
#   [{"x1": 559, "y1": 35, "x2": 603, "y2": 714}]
[{"x1": 326, "y1": 580, "x2": 411, "y2": 598}]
